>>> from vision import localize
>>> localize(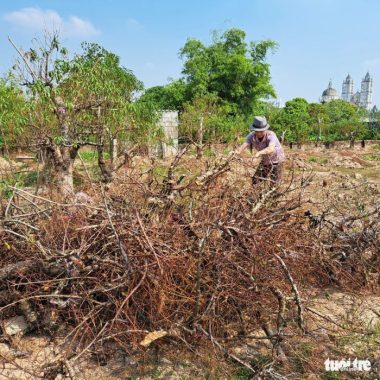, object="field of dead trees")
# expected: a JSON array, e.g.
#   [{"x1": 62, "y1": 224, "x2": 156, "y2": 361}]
[{"x1": 0, "y1": 144, "x2": 379, "y2": 380}]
